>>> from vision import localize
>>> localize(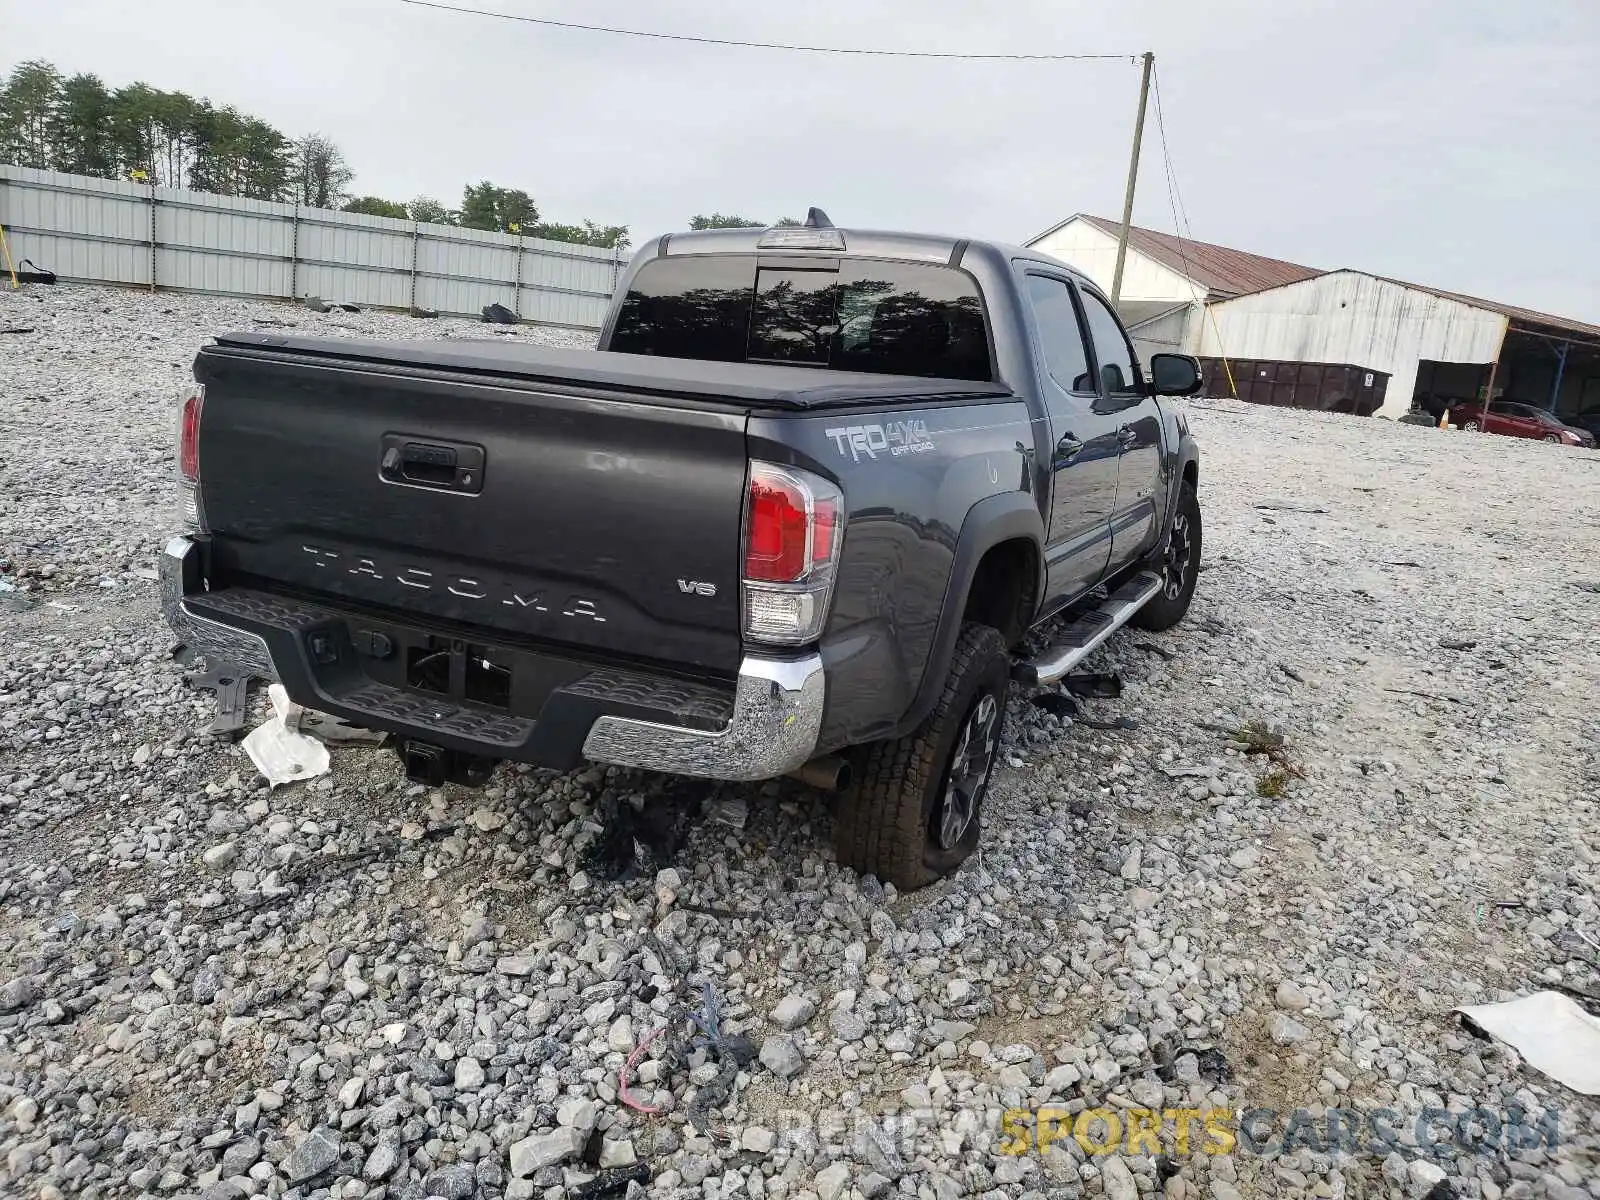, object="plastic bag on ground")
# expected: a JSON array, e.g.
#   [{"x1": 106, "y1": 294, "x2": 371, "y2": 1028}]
[
  {"x1": 242, "y1": 685, "x2": 330, "y2": 787},
  {"x1": 1455, "y1": 991, "x2": 1600, "y2": 1096}
]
